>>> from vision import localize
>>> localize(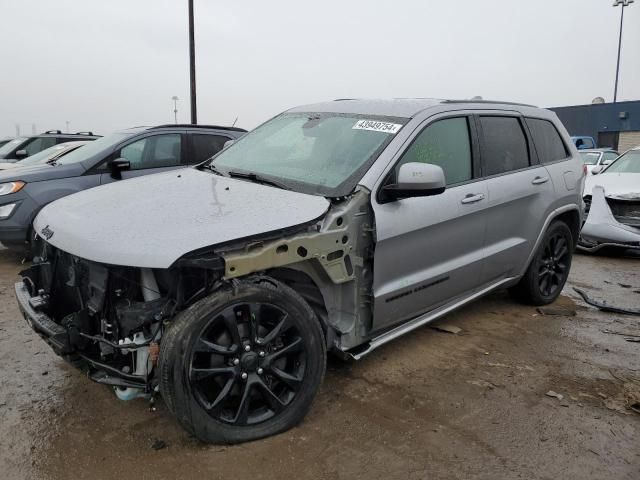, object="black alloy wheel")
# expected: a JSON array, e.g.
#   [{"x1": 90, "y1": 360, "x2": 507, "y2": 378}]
[
  {"x1": 189, "y1": 302, "x2": 306, "y2": 426},
  {"x1": 536, "y1": 231, "x2": 571, "y2": 298},
  {"x1": 509, "y1": 220, "x2": 574, "y2": 306},
  {"x1": 159, "y1": 277, "x2": 326, "y2": 443}
]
